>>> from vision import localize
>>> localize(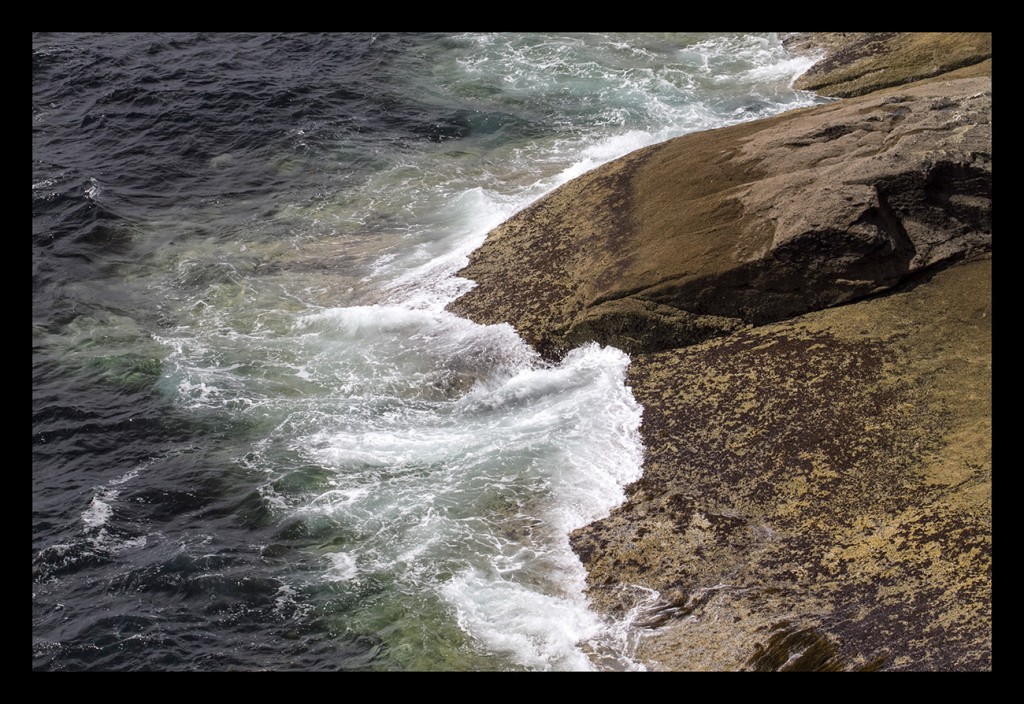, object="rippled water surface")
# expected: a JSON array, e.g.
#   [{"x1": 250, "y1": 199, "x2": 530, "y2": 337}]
[{"x1": 33, "y1": 32, "x2": 824, "y2": 671}]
